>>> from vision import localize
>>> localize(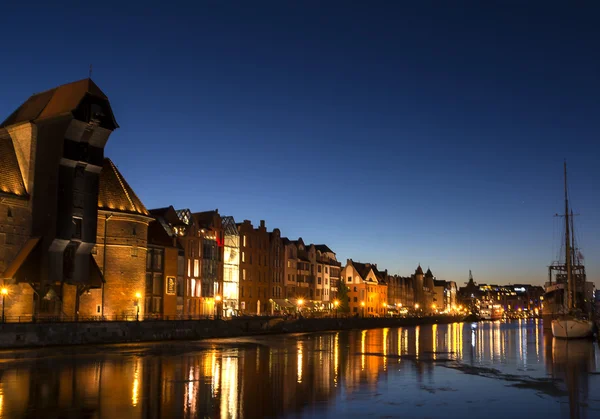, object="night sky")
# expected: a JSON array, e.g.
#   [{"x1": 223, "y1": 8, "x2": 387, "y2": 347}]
[{"x1": 2, "y1": 1, "x2": 599, "y2": 287}]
